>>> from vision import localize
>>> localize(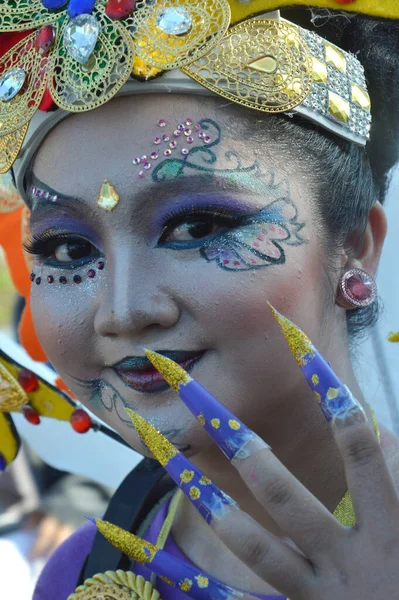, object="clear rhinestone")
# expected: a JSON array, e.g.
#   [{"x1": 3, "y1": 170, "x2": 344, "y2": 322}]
[
  {"x1": 156, "y1": 7, "x2": 192, "y2": 36},
  {"x1": 64, "y1": 14, "x2": 99, "y2": 64},
  {"x1": 0, "y1": 68, "x2": 25, "y2": 102}
]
